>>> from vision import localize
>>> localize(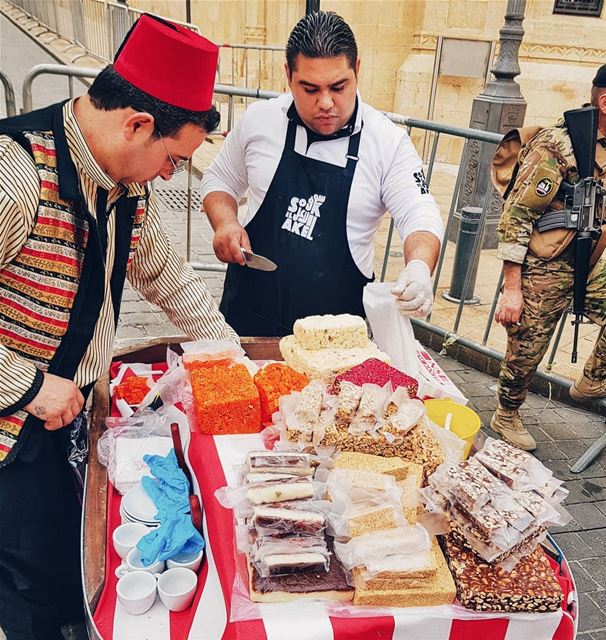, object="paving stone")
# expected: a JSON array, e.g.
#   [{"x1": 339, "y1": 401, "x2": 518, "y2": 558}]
[
  {"x1": 557, "y1": 439, "x2": 600, "y2": 461},
  {"x1": 584, "y1": 478, "x2": 606, "y2": 501},
  {"x1": 579, "y1": 593, "x2": 606, "y2": 633},
  {"x1": 525, "y1": 424, "x2": 555, "y2": 443},
  {"x1": 589, "y1": 591, "x2": 606, "y2": 612},
  {"x1": 570, "y1": 561, "x2": 600, "y2": 593},
  {"x1": 589, "y1": 631, "x2": 606, "y2": 640},
  {"x1": 458, "y1": 382, "x2": 494, "y2": 398},
  {"x1": 547, "y1": 459, "x2": 606, "y2": 482},
  {"x1": 467, "y1": 396, "x2": 497, "y2": 412},
  {"x1": 524, "y1": 393, "x2": 554, "y2": 409},
  {"x1": 554, "y1": 504, "x2": 606, "y2": 534},
  {"x1": 548, "y1": 422, "x2": 588, "y2": 441},
  {"x1": 535, "y1": 441, "x2": 568, "y2": 461},
  {"x1": 581, "y1": 560, "x2": 606, "y2": 592},
  {"x1": 565, "y1": 480, "x2": 597, "y2": 505},
  {"x1": 551, "y1": 532, "x2": 596, "y2": 561},
  {"x1": 579, "y1": 529, "x2": 606, "y2": 557}
]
